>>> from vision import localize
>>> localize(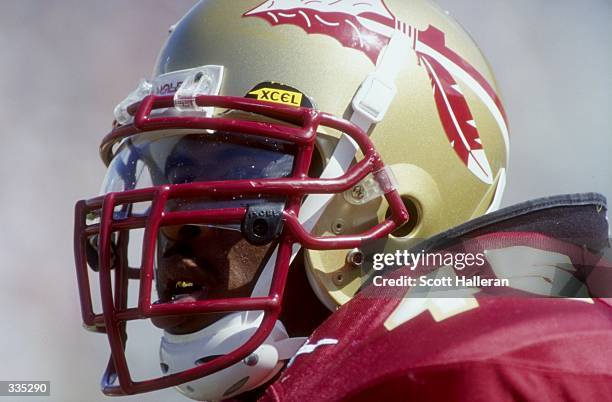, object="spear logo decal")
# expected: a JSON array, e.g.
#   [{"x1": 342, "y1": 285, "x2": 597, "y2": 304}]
[{"x1": 244, "y1": 0, "x2": 509, "y2": 184}]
